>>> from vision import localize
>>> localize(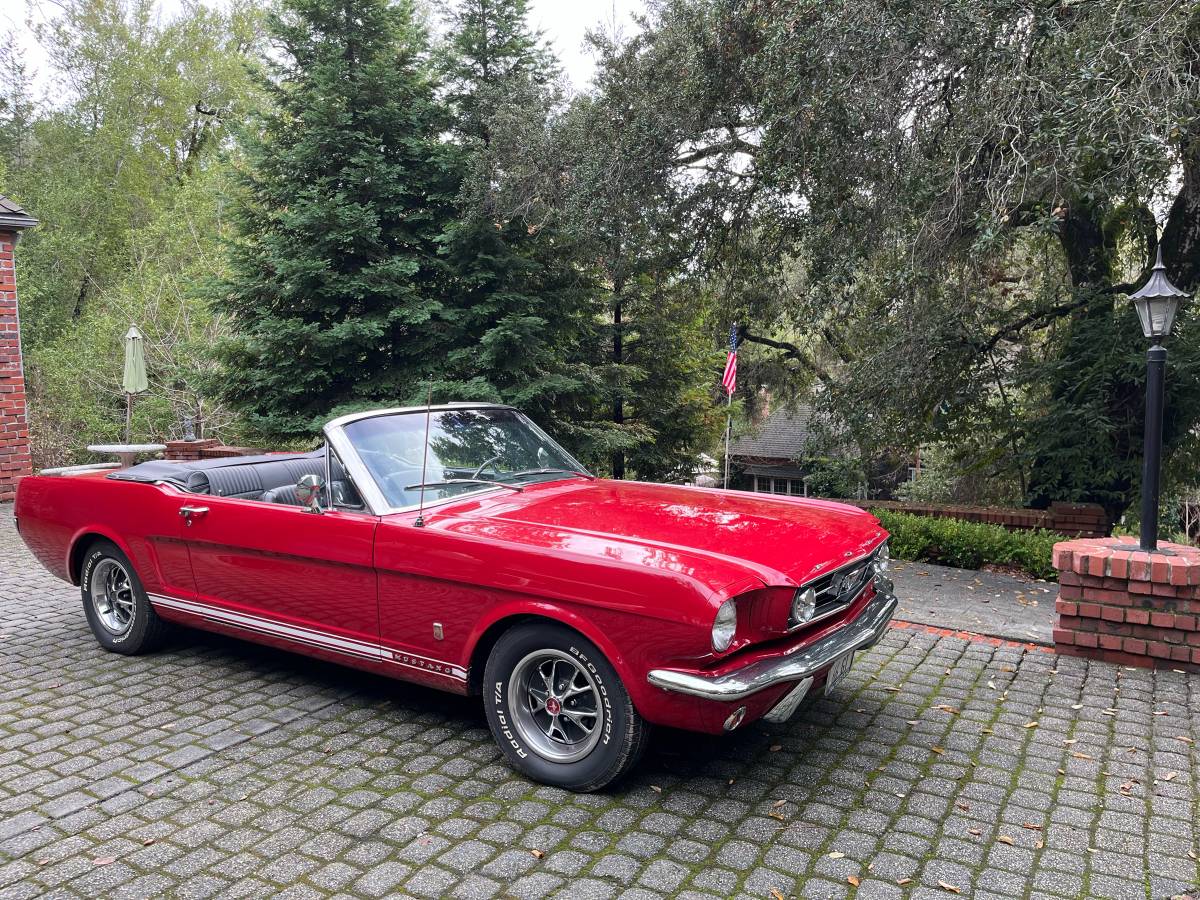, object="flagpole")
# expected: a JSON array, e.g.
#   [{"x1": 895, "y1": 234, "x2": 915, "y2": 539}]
[{"x1": 723, "y1": 389, "x2": 732, "y2": 489}]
